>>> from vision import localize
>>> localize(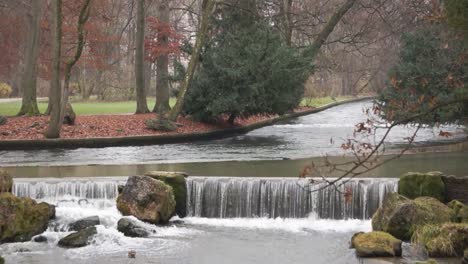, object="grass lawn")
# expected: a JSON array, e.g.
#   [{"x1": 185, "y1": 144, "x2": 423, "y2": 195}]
[{"x1": 0, "y1": 96, "x2": 354, "y2": 116}]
